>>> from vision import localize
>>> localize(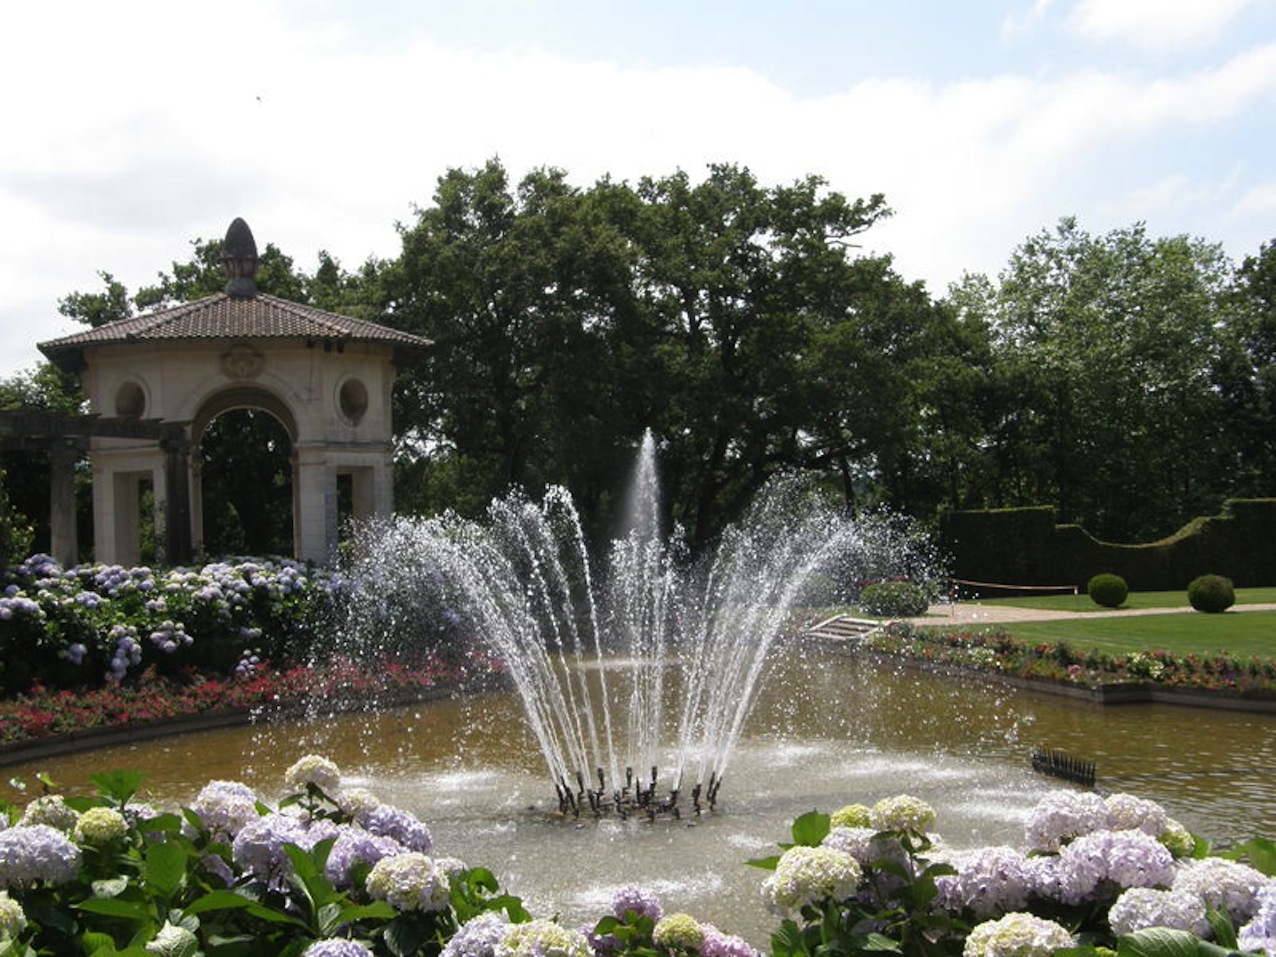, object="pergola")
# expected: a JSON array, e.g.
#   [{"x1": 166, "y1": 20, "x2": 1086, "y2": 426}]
[{"x1": 36, "y1": 218, "x2": 430, "y2": 566}]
